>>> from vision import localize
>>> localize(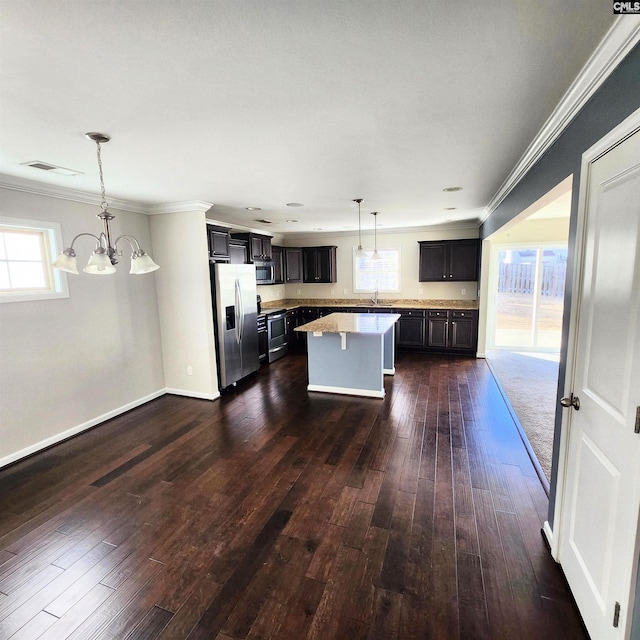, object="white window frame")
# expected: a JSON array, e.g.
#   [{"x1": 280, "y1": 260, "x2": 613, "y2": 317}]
[
  {"x1": 0, "y1": 217, "x2": 69, "y2": 303},
  {"x1": 353, "y1": 246, "x2": 401, "y2": 293}
]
